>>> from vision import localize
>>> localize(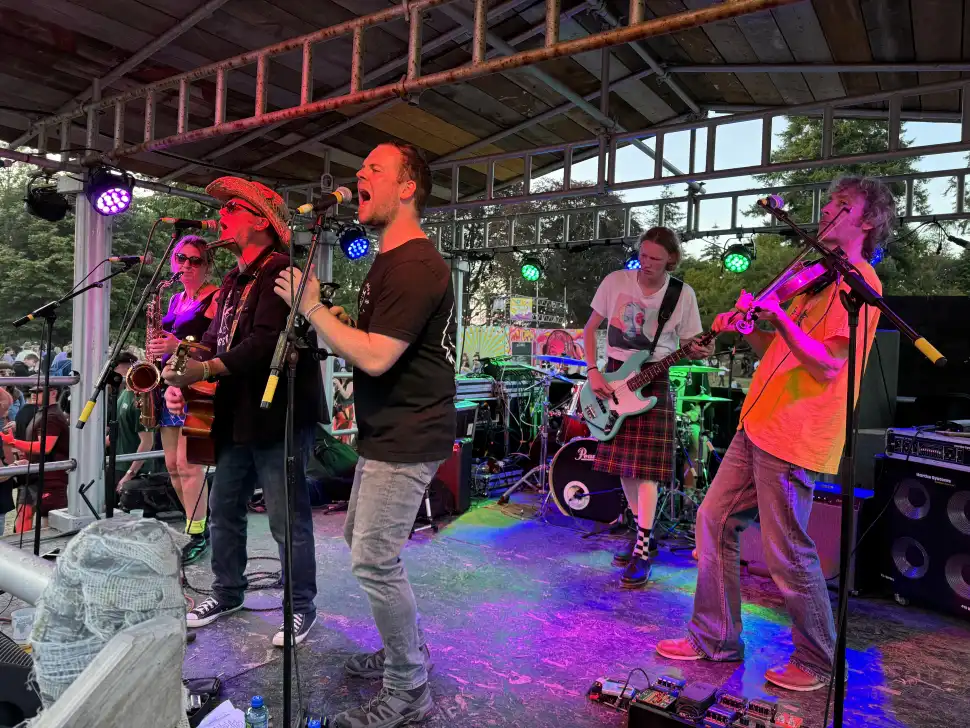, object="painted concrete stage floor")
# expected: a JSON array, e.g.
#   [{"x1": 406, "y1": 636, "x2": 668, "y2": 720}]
[{"x1": 181, "y1": 496, "x2": 970, "y2": 728}]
